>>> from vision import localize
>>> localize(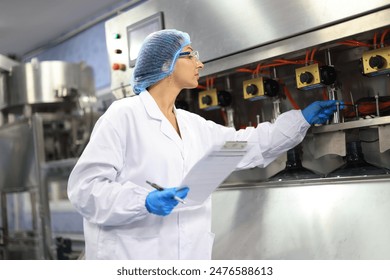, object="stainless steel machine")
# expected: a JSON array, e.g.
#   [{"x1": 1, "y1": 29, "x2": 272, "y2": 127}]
[
  {"x1": 0, "y1": 57, "x2": 97, "y2": 259},
  {"x1": 105, "y1": 0, "x2": 390, "y2": 259}
]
